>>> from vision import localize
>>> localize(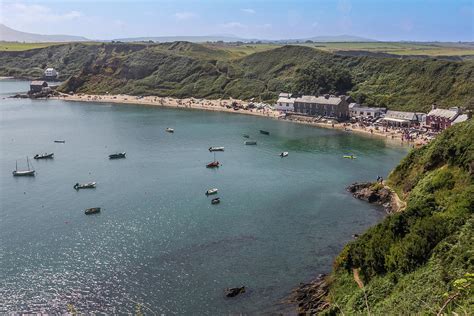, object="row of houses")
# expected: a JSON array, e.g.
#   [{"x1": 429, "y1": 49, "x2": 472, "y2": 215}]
[
  {"x1": 275, "y1": 93, "x2": 351, "y2": 119},
  {"x1": 275, "y1": 92, "x2": 470, "y2": 131}
]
